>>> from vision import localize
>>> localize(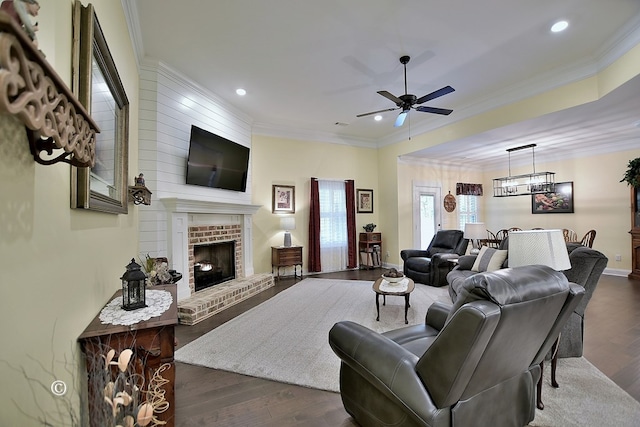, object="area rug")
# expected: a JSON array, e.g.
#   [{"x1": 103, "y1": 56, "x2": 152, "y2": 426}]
[
  {"x1": 175, "y1": 278, "x2": 640, "y2": 426},
  {"x1": 175, "y1": 278, "x2": 450, "y2": 391}
]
